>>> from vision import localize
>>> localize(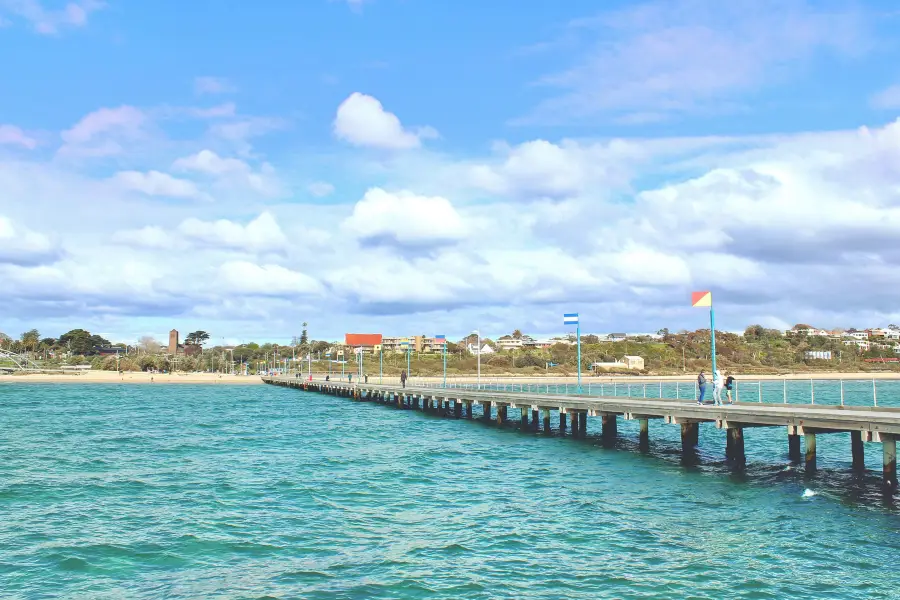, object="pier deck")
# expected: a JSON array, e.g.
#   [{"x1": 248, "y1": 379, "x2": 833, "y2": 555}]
[{"x1": 262, "y1": 376, "x2": 900, "y2": 486}]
